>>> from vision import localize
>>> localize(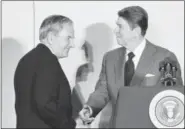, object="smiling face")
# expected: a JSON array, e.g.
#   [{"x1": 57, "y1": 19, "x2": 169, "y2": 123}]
[
  {"x1": 115, "y1": 17, "x2": 137, "y2": 50},
  {"x1": 50, "y1": 23, "x2": 75, "y2": 58},
  {"x1": 114, "y1": 17, "x2": 140, "y2": 51}
]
